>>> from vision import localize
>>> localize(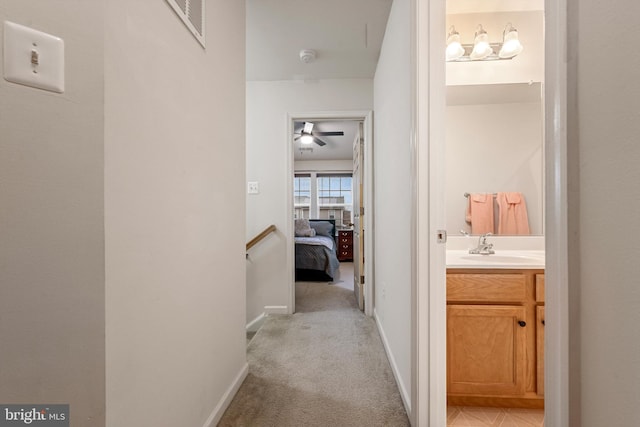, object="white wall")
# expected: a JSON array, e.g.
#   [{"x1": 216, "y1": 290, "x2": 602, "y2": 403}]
[
  {"x1": 0, "y1": 3, "x2": 105, "y2": 426},
  {"x1": 105, "y1": 1, "x2": 247, "y2": 426},
  {"x1": 567, "y1": 0, "x2": 640, "y2": 424},
  {"x1": 446, "y1": 100, "x2": 543, "y2": 235},
  {"x1": 246, "y1": 79, "x2": 372, "y2": 324},
  {"x1": 295, "y1": 159, "x2": 353, "y2": 172},
  {"x1": 372, "y1": 0, "x2": 412, "y2": 410}
]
